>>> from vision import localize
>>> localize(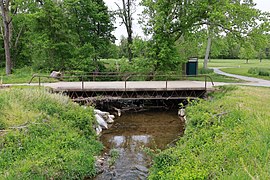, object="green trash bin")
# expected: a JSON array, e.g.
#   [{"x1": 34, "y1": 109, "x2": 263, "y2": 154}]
[{"x1": 186, "y1": 58, "x2": 198, "y2": 76}]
